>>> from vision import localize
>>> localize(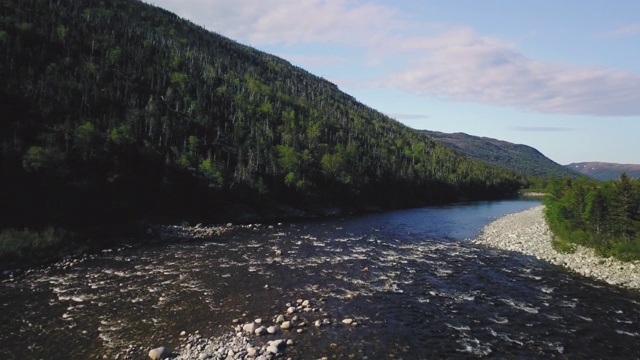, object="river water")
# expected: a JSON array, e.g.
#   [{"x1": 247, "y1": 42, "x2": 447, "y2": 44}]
[{"x1": 2, "y1": 199, "x2": 640, "y2": 359}]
